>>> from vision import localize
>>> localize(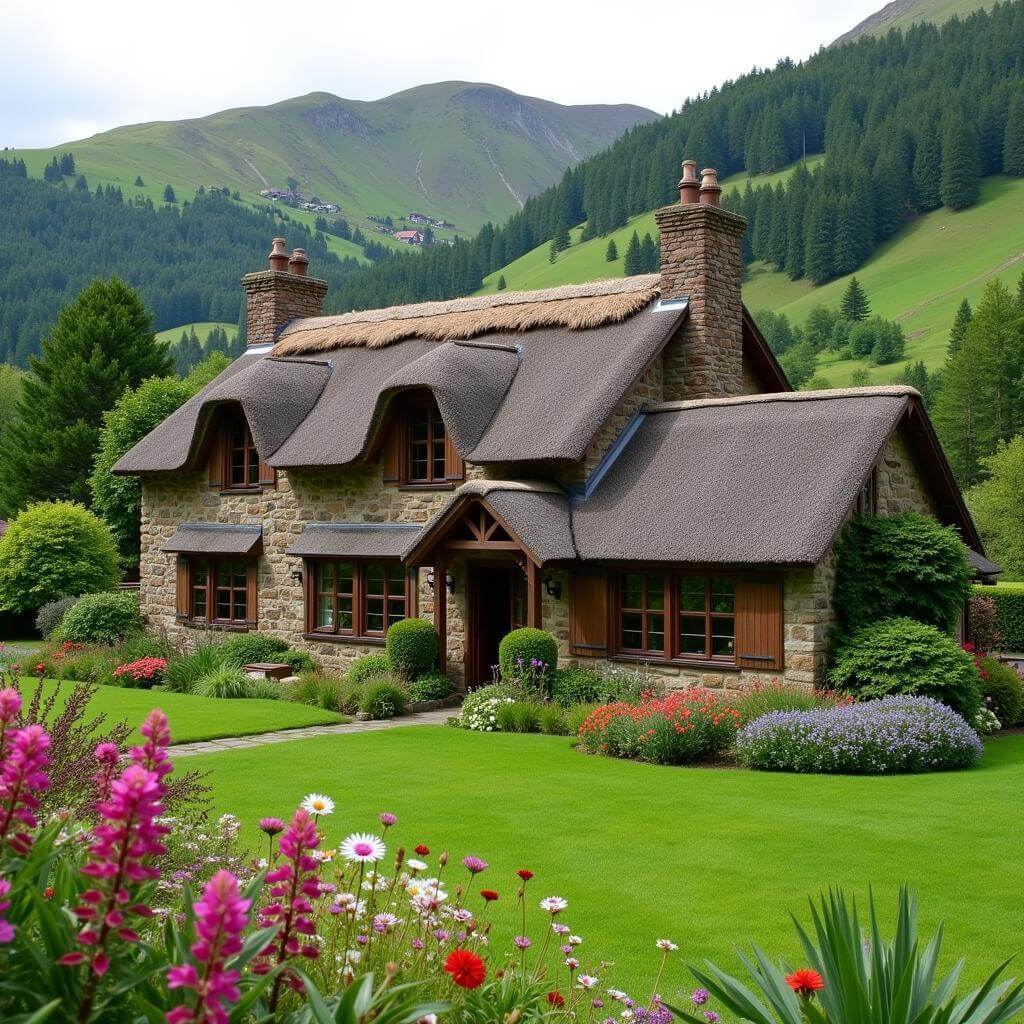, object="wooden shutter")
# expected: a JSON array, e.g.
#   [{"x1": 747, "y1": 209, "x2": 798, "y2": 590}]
[
  {"x1": 735, "y1": 575, "x2": 783, "y2": 671},
  {"x1": 382, "y1": 417, "x2": 402, "y2": 483},
  {"x1": 569, "y1": 569, "x2": 609, "y2": 657},
  {"x1": 406, "y1": 568, "x2": 419, "y2": 617},
  {"x1": 303, "y1": 560, "x2": 316, "y2": 634},
  {"x1": 245, "y1": 560, "x2": 259, "y2": 627},
  {"x1": 258, "y1": 456, "x2": 277, "y2": 489},
  {"x1": 208, "y1": 425, "x2": 226, "y2": 490},
  {"x1": 175, "y1": 556, "x2": 190, "y2": 621},
  {"x1": 444, "y1": 433, "x2": 465, "y2": 481}
]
